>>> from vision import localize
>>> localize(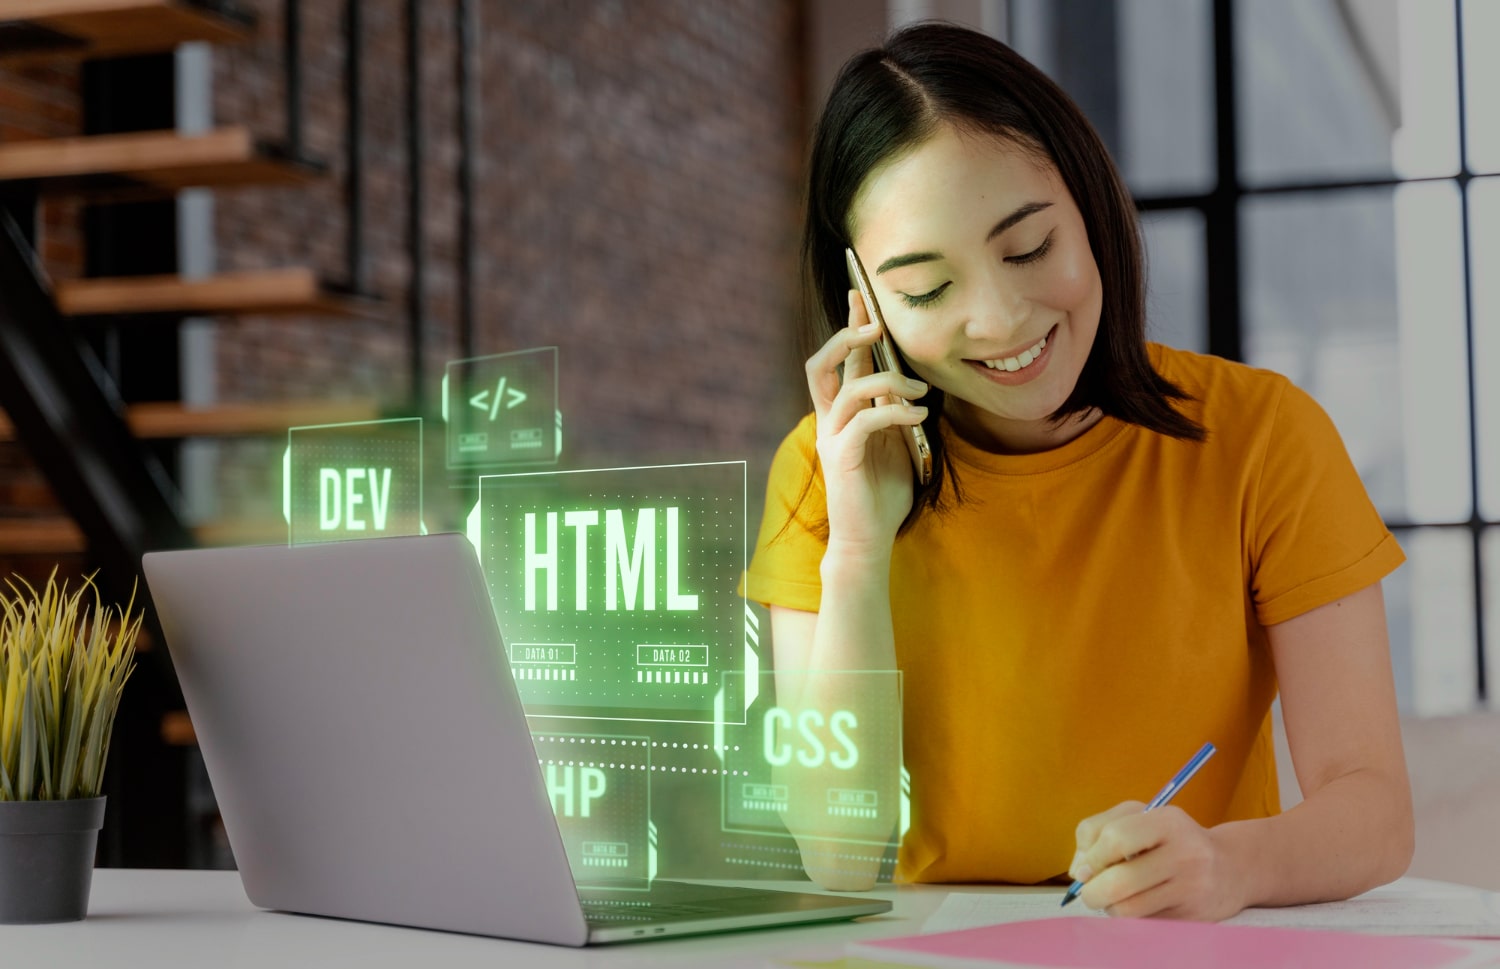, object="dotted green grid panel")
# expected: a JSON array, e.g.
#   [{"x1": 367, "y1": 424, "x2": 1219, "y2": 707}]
[
  {"x1": 533, "y1": 733, "x2": 651, "y2": 889},
  {"x1": 720, "y1": 671, "x2": 902, "y2": 848},
  {"x1": 445, "y1": 348, "x2": 558, "y2": 469},
  {"x1": 480, "y1": 463, "x2": 745, "y2": 722},
  {"x1": 287, "y1": 422, "x2": 423, "y2": 545}
]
